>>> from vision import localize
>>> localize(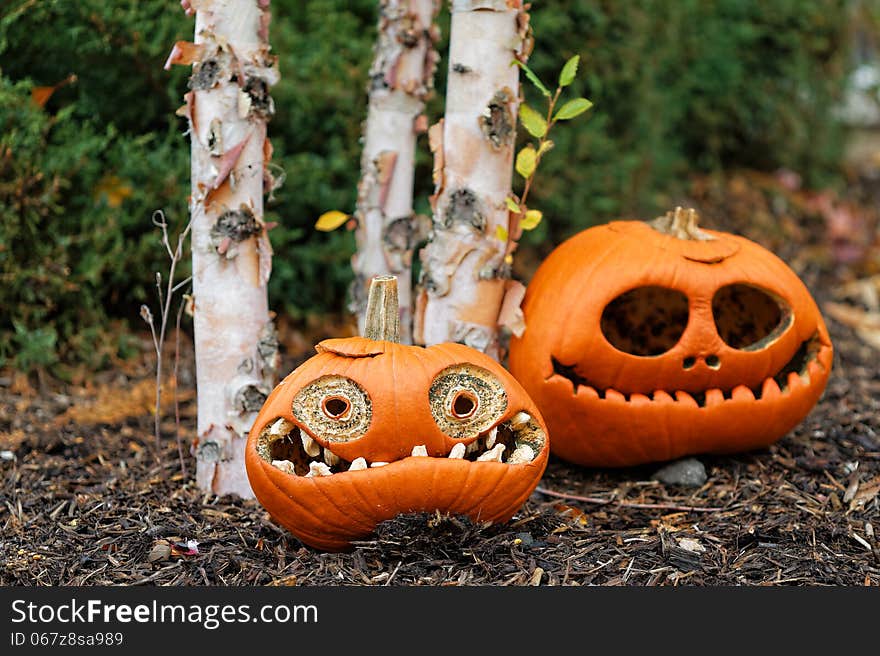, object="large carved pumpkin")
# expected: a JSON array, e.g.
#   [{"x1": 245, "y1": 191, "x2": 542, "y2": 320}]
[
  {"x1": 246, "y1": 276, "x2": 548, "y2": 551},
  {"x1": 508, "y1": 207, "x2": 833, "y2": 467}
]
